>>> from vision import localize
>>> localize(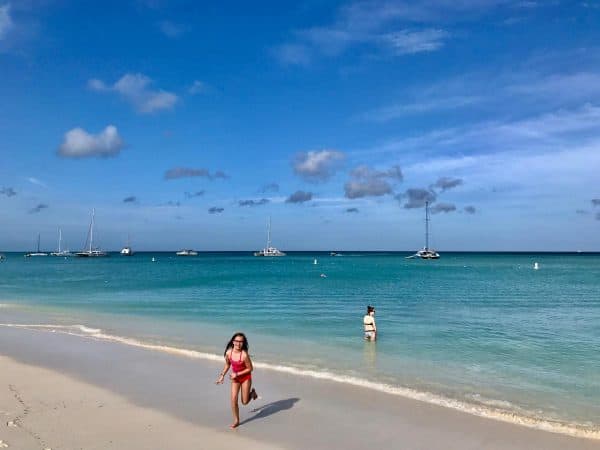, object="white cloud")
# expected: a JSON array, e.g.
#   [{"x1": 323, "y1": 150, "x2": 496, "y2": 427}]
[
  {"x1": 57, "y1": 125, "x2": 124, "y2": 158},
  {"x1": 293, "y1": 150, "x2": 346, "y2": 182},
  {"x1": 89, "y1": 73, "x2": 178, "y2": 114},
  {"x1": 0, "y1": 3, "x2": 13, "y2": 40}
]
